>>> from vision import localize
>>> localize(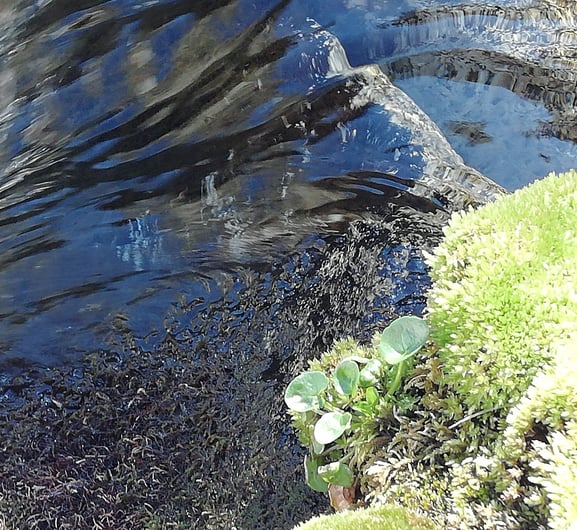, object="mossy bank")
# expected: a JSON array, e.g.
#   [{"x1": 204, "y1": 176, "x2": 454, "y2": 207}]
[{"x1": 290, "y1": 170, "x2": 577, "y2": 529}]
